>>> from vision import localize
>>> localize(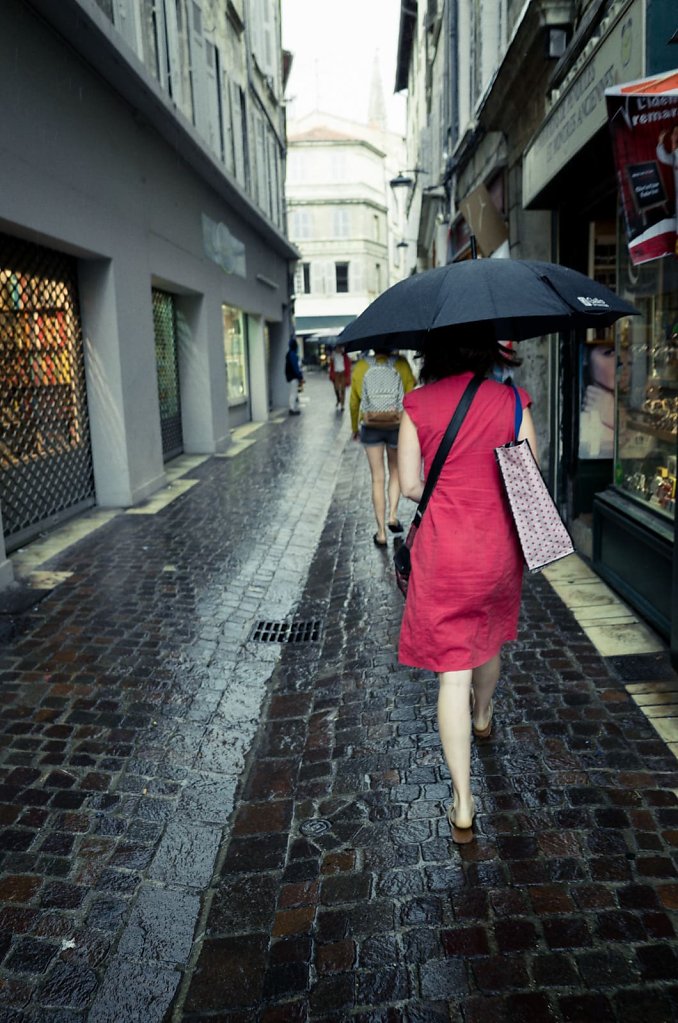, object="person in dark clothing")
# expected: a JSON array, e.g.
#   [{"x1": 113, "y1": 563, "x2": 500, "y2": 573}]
[{"x1": 285, "y1": 337, "x2": 304, "y2": 415}]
